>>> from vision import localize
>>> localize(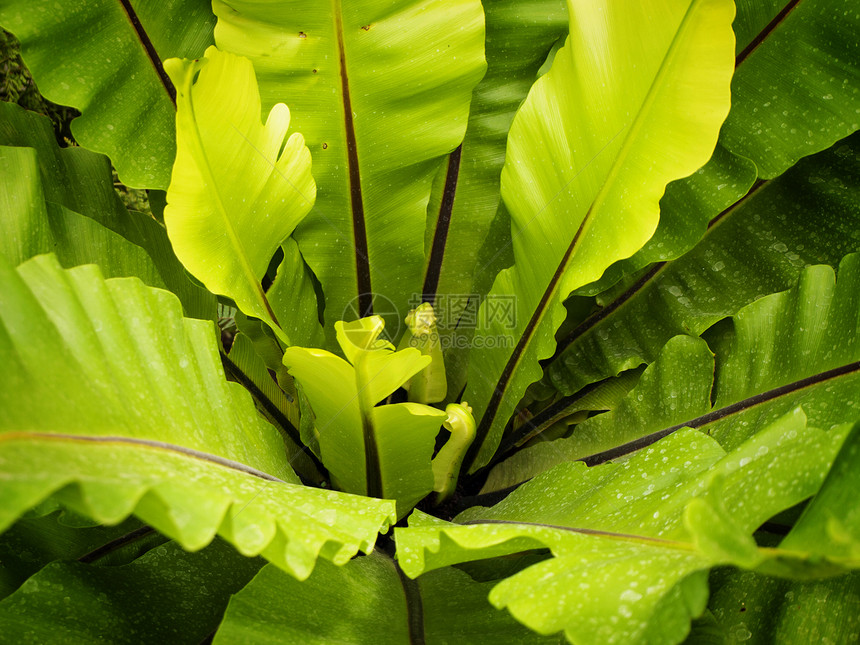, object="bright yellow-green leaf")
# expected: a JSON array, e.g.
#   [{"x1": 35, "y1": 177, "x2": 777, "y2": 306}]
[{"x1": 164, "y1": 45, "x2": 316, "y2": 342}]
